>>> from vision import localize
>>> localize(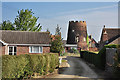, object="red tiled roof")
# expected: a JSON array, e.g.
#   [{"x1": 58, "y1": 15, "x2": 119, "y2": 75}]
[{"x1": 105, "y1": 28, "x2": 120, "y2": 40}]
